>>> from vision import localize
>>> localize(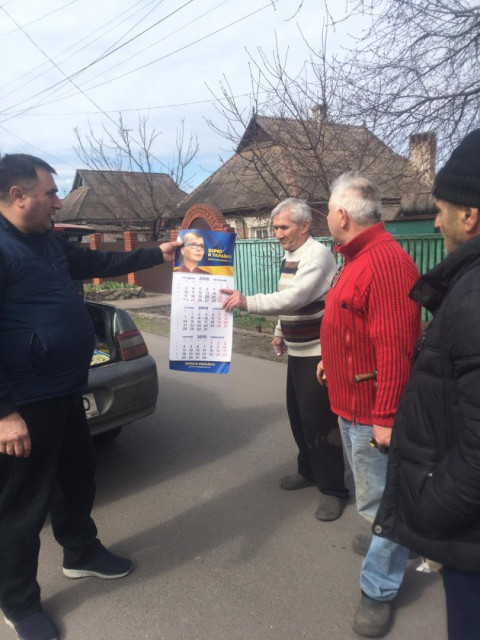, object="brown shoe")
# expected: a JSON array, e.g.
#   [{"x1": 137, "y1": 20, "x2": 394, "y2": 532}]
[
  {"x1": 353, "y1": 594, "x2": 393, "y2": 637},
  {"x1": 314, "y1": 494, "x2": 346, "y2": 521},
  {"x1": 279, "y1": 473, "x2": 315, "y2": 490}
]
